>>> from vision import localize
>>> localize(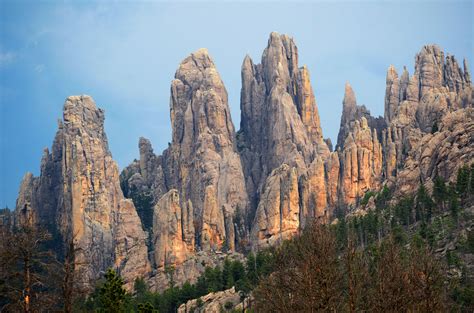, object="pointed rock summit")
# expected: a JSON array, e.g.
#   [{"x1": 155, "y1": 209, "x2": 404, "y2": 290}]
[
  {"x1": 15, "y1": 95, "x2": 150, "y2": 289},
  {"x1": 164, "y1": 48, "x2": 248, "y2": 252},
  {"x1": 238, "y1": 32, "x2": 334, "y2": 247}
]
